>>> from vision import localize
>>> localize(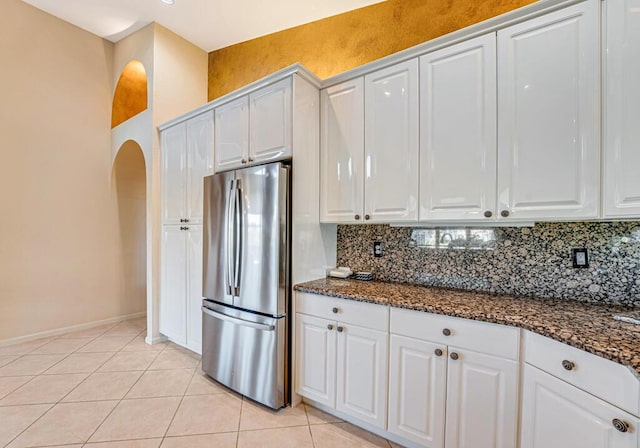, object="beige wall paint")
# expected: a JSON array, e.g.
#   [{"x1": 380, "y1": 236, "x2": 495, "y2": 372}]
[
  {"x1": 0, "y1": 0, "x2": 146, "y2": 340},
  {"x1": 113, "y1": 141, "x2": 147, "y2": 315}
]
